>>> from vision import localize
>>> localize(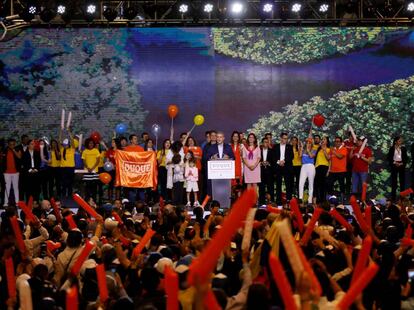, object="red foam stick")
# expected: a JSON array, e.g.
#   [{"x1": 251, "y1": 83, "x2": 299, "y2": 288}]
[
  {"x1": 269, "y1": 252, "x2": 297, "y2": 310},
  {"x1": 65, "y1": 214, "x2": 77, "y2": 230},
  {"x1": 266, "y1": 204, "x2": 282, "y2": 214},
  {"x1": 10, "y1": 216, "x2": 26, "y2": 254},
  {"x1": 72, "y1": 193, "x2": 100, "y2": 218},
  {"x1": 112, "y1": 212, "x2": 124, "y2": 225},
  {"x1": 364, "y1": 206, "x2": 372, "y2": 230},
  {"x1": 132, "y1": 229, "x2": 155, "y2": 257},
  {"x1": 27, "y1": 196, "x2": 33, "y2": 209},
  {"x1": 290, "y1": 198, "x2": 304, "y2": 233},
  {"x1": 406, "y1": 225, "x2": 413, "y2": 239},
  {"x1": 203, "y1": 289, "x2": 221, "y2": 310},
  {"x1": 201, "y1": 195, "x2": 210, "y2": 208},
  {"x1": 351, "y1": 235, "x2": 373, "y2": 285},
  {"x1": 17, "y1": 201, "x2": 36, "y2": 222},
  {"x1": 329, "y1": 209, "x2": 353, "y2": 231},
  {"x1": 188, "y1": 188, "x2": 257, "y2": 285},
  {"x1": 300, "y1": 208, "x2": 323, "y2": 246},
  {"x1": 50, "y1": 197, "x2": 62, "y2": 223},
  {"x1": 46, "y1": 240, "x2": 62, "y2": 252},
  {"x1": 66, "y1": 286, "x2": 78, "y2": 310},
  {"x1": 337, "y1": 263, "x2": 379, "y2": 310},
  {"x1": 350, "y1": 195, "x2": 370, "y2": 234},
  {"x1": 159, "y1": 197, "x2": 165, "y2": 212},
  {"x1": 70, "y1": 241, "x2": 95, "y2": 276},
  {"x1": 5, "y1": 257, "x2": 16, "y2": 299},
  {"x1": 401, "y1": 188, "x2": 414, "y2": 197},
  {"x1": 119, "y1": 235, "x2": 131, "y2": 247},
  {"x1": 401, "y1": 237, "x2": 414, "y2": 247},
  {"x1": 361, "y1": 182, "x2": 368, "y2": 202},
  {"x1": 96, "y1": 264, "x2": 109, "y2": 303},
  {"x1": 164, "y1": 266, "x2": 179, "y2": 310},
  {"x1": 294, "y1": 238, "x2": 322, "y2": 297}
]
